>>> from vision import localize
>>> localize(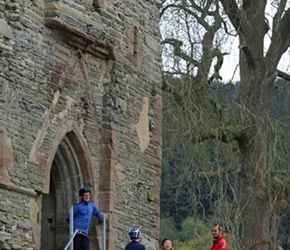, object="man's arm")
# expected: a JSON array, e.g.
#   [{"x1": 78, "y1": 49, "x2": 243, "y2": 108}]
[{"x1": 92, "y1": 204, "x2": 104, "y2": 224}]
